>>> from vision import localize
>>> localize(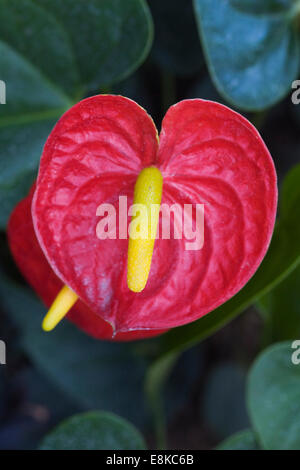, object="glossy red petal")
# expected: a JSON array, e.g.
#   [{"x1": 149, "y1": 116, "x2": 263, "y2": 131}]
[
  {"x1": 8, "y1": 186, "x2": 165, "y2": 341},
  {"x1": 29, "y1": 96, "x2": 277, "y2": 333}
]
